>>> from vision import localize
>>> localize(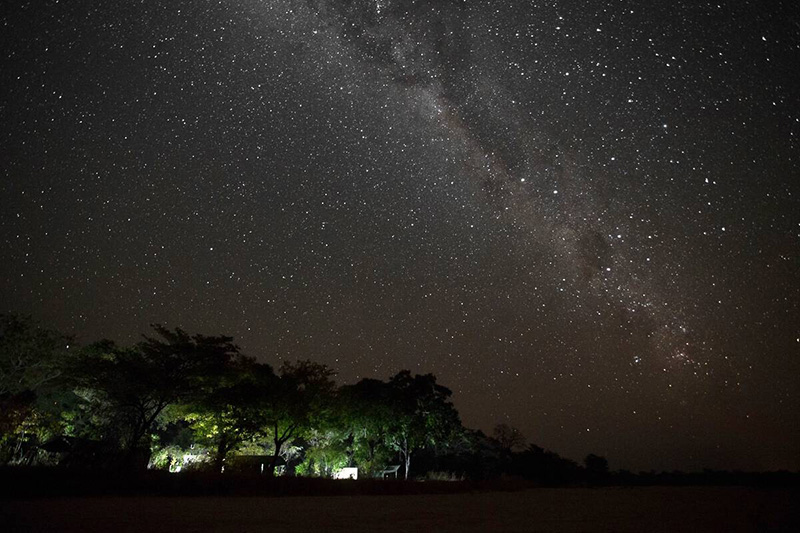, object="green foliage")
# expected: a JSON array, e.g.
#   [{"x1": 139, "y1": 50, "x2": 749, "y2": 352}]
[
  {"x1": 149, "y1": 420, "x2": 196, "y2": 470},
  {"x1": 236, "y1": 438, "x2": 275, "y2": 457},
  {"x1": 385, "y1": 371, "x2": 462, "y2": 479},
  {"x1": 337, "y1": 372, "x2": 463, "y2": 479},
  {"x1": 64, "y1": 325, "x2": 241, "y2": 468},
  {"x1": 0, "y1": 391, "x2": 58, "y2": 465},
  {"x1": 0, "y1": 315, "x2": 73, "y2": 465},
  {"x1": 182, "y1": 358, "x2": 276, "y2": 472},
  {"x1": 339, "y1": 378, "x2": 396, "y2": 476},
  {"x1": 149, "y1": 444, "x2": 188, "y2": 471},
  {"x1": 0, "y1": 317, "x2": 474, "y2": 477},
  {"x1": 296, "y1": 433, "x2": 349, "y2": 477},
  {"x1": 257, "y1": 360, "x2": 337, "y2": 475}
]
